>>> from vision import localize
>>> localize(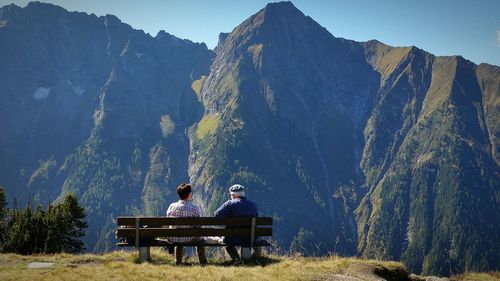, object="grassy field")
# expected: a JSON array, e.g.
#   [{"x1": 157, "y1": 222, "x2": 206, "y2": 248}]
[{"x1": 0, "y1": 249, "x2": 498, "y2": 281}]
